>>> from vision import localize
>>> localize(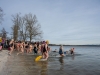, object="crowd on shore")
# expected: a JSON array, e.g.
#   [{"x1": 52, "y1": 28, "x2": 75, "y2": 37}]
[
  {"x1": 0, "y1": 39, "x2": 75, "y2": 60},
  {"x1": 0, "y1": 39, "x2": 50, "y2": 60}
]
